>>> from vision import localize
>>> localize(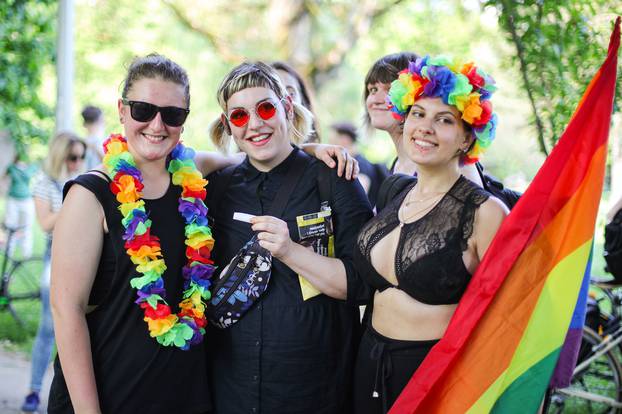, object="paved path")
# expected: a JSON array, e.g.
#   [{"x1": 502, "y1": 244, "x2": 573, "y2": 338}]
[{"x1": 0, "y1": 347, "x2": 52, "y2": 414}]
